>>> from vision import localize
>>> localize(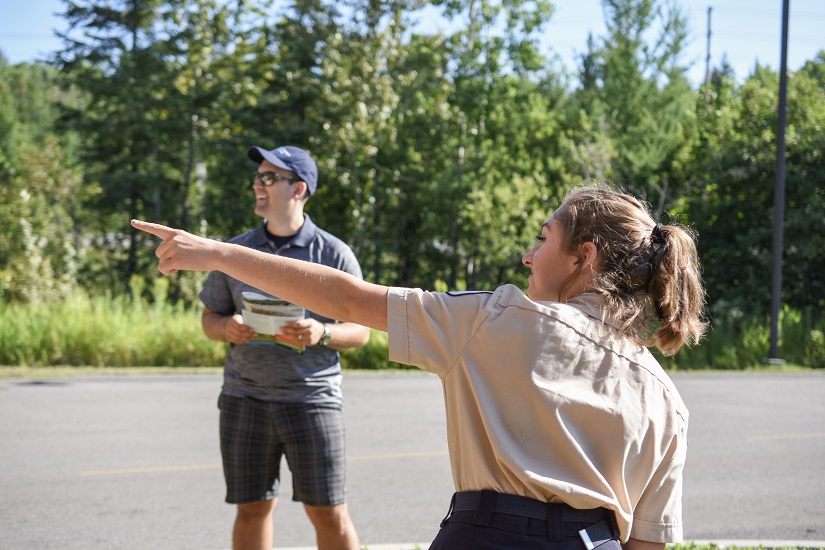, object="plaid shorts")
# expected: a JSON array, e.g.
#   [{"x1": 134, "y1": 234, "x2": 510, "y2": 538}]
[{"x1": 218, "y1": 393, "x2": 347, "y2": 506}]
